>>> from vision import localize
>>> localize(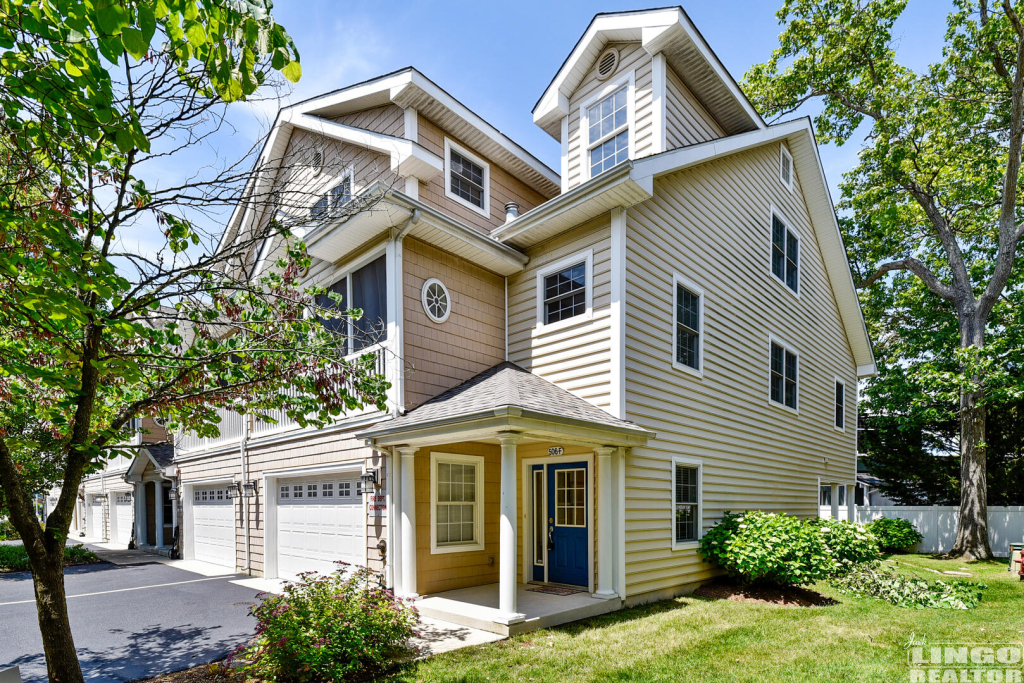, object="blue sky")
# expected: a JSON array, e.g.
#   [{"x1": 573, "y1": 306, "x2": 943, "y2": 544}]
[{"x1": 133, "y1": 1, "x2": 955, "y2": 255}]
